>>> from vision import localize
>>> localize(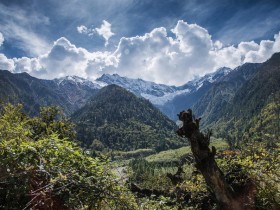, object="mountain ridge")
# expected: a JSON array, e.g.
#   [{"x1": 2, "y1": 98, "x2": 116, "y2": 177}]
[{"x1": 0, "y1": 70, "x2": 98, "y2": 116}]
